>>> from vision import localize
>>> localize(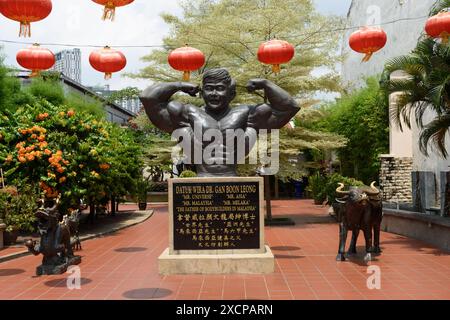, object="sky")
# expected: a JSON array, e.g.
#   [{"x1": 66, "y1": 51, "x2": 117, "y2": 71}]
[{"x1": 0, "y1": 0, "x2": 352, "y2": 91}]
